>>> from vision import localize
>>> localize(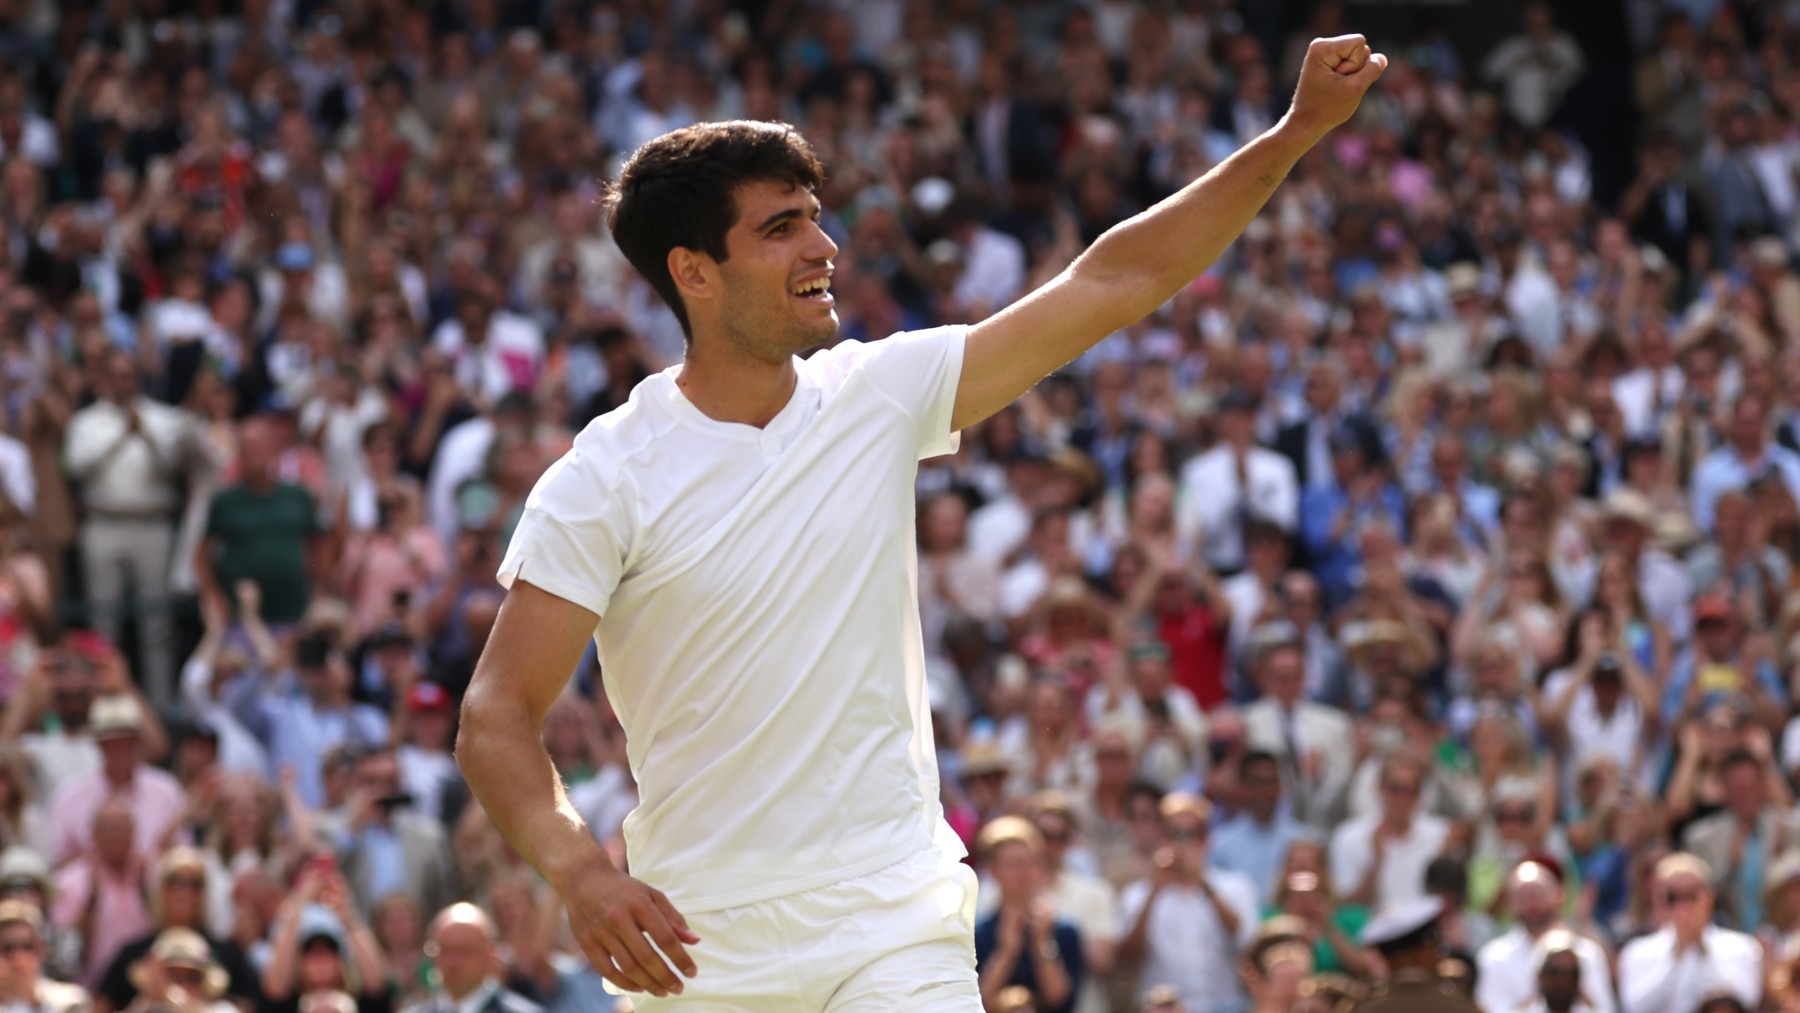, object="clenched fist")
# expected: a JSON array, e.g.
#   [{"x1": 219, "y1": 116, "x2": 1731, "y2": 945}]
[{"x1": 1288, "y1": 34, "x2": 1389, "y2": 138}]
